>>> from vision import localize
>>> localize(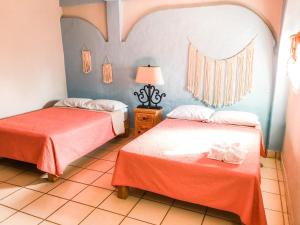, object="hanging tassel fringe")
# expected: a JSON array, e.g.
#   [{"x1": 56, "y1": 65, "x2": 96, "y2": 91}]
[
  {"x1": 187, "y1": 37, "x2": 255, "y2": 107},
  {"x1": 102, "y1": 56, "x2": 113, "y2": 84}
]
